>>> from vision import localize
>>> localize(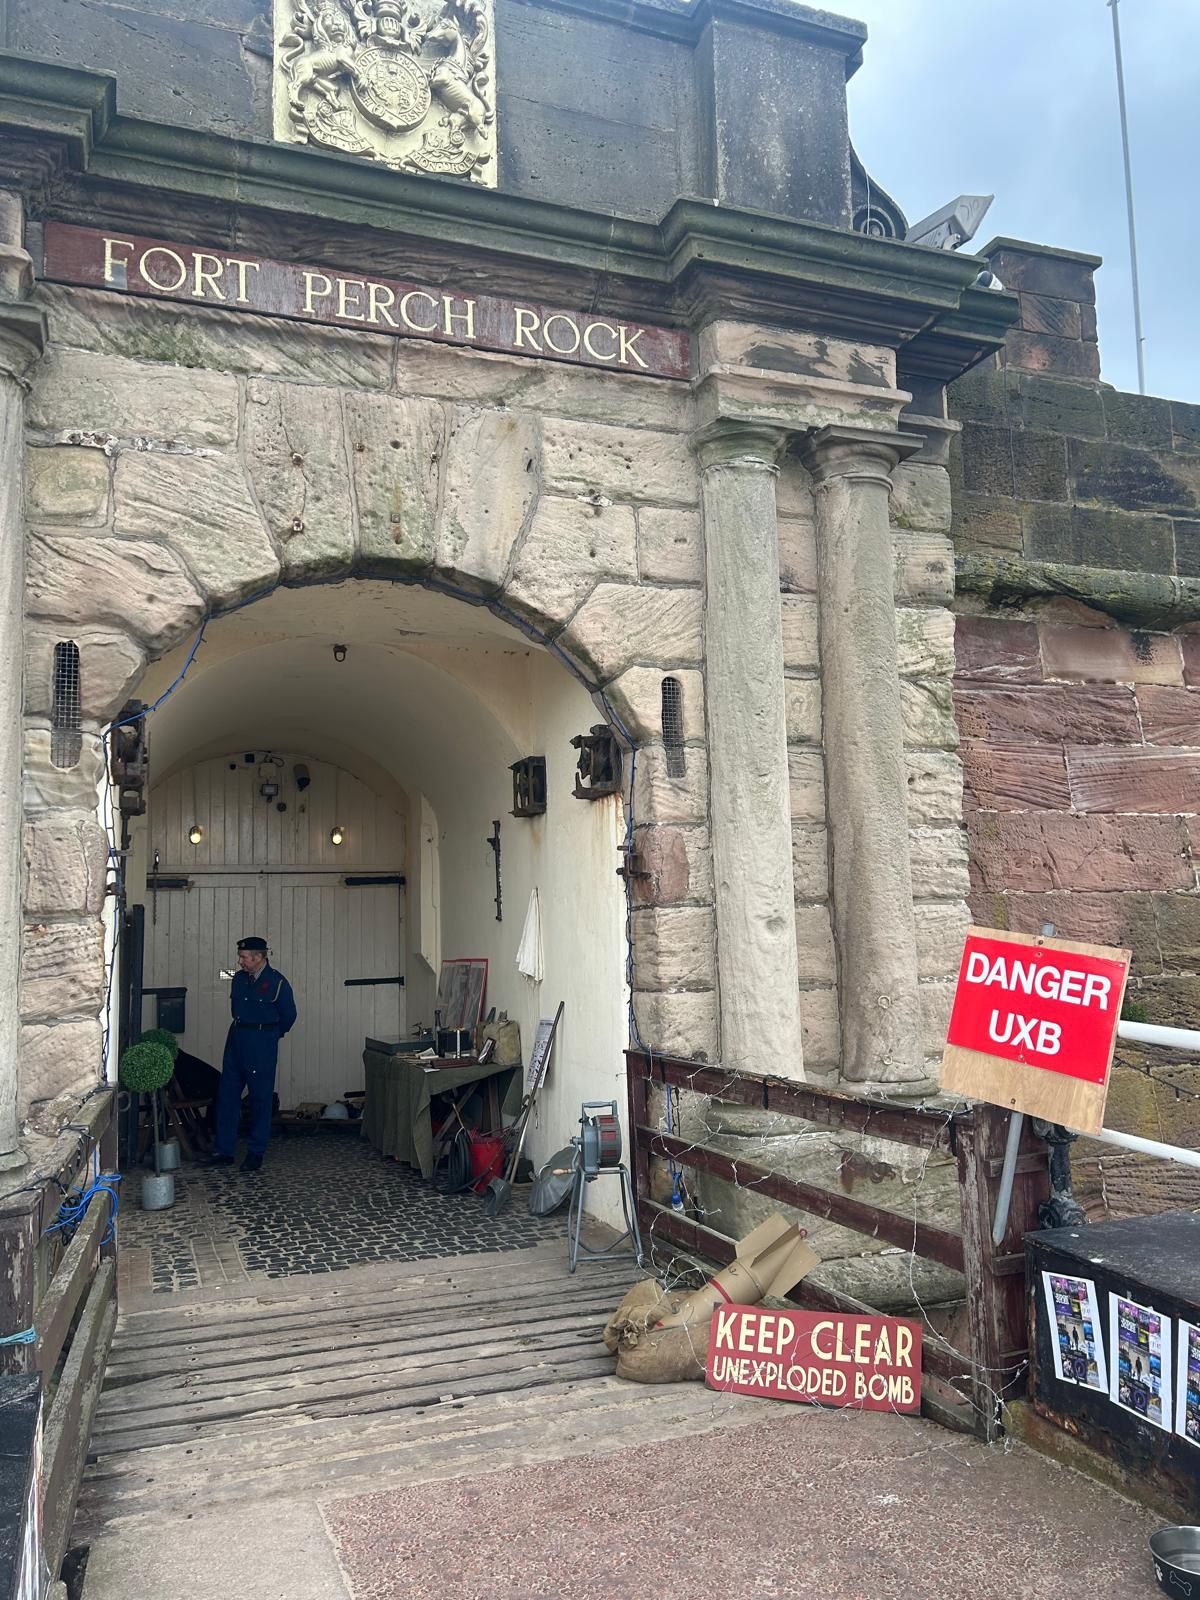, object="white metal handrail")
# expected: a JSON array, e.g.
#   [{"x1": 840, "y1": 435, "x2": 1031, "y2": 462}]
[
  {"x1": 991, "y1": 1016, "x2": 1200, "y2": 1244},
  {"x1": 1097, "y1": 1019, "x2": 1200, "y2": 1172}
]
